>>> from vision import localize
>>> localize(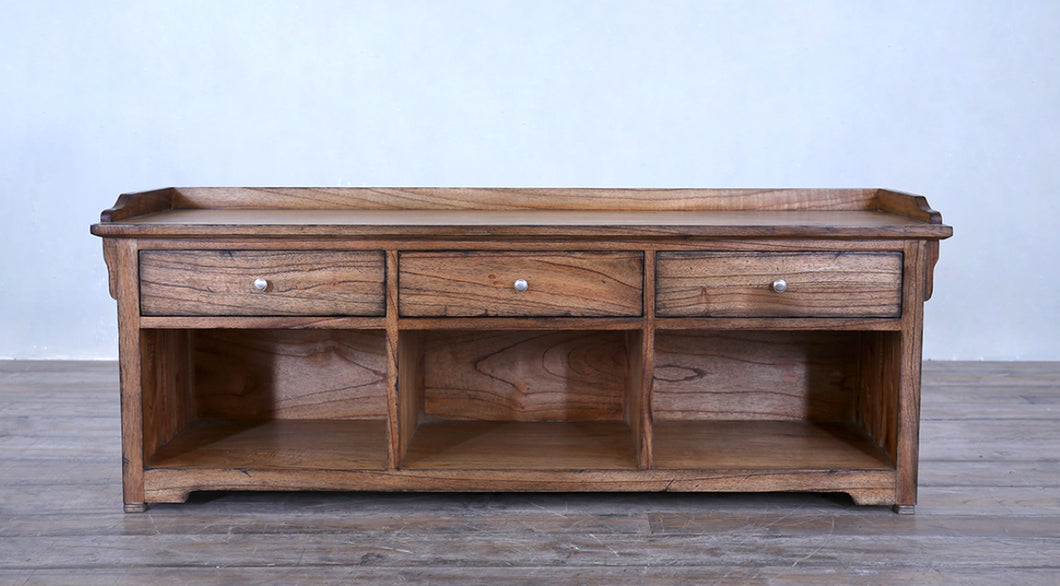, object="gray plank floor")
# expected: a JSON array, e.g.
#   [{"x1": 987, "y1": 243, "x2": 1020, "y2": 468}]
[{"x1": 1, "y1": 360, "x2": 1057, "y2": 584}]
